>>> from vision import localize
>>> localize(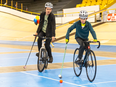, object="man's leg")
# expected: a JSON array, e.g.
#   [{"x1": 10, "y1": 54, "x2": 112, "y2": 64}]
[{"x1": 45, "y1": 38, "x2": 53, "y2": 63}]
